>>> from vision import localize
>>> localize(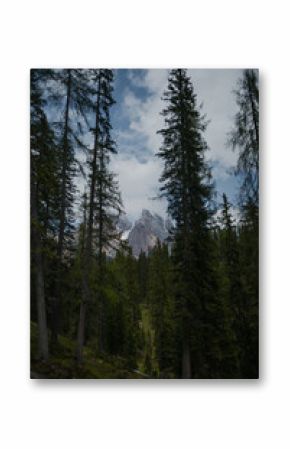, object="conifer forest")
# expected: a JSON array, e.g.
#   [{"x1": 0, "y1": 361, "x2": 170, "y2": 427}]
[{"x1": 30, "y1": 68, "x2": 259, "y2": 379}]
